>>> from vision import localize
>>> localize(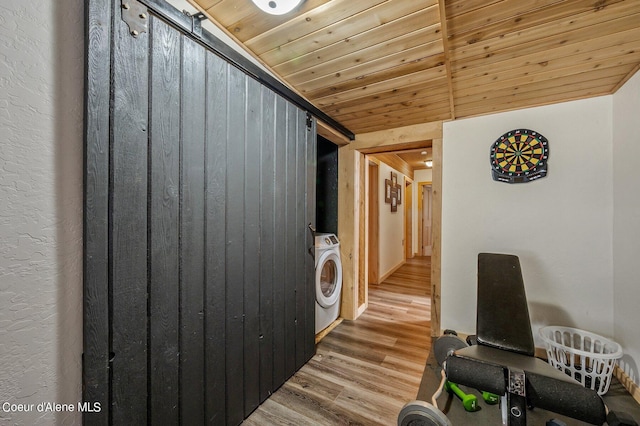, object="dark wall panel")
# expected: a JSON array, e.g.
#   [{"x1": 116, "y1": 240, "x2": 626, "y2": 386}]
[
  {"x1": 204, "y1": 50, "x2": 228, "y2": 425},
  {"x1": 284, "y1": 103, "x2": 298, "y2": 380},
  {"x1": 179, "y1": 35, "x2": 207, "y2": 425},
  {"x1": 83, "y1": 0, "x2": 112, "y2": 424},
  {"x1": 225, "y1": 64, "x2": 247, "y2": 426},
  {"x1": 272, "y1": 94, "x2": 288, "y2": 390},
  {"x1": 110, "y1": 0, "x2": 149, "y2": 422},
  {"x1": 316, "y1": 136, "x2": 339, "y2": 234},
  {"x1": 244, "y1": 76, "x2": 262, "y2": 417},
  {"x1": 149, "y1": 17, "x2": 180, "y2": 425},
  {"x1": 259, "y1": 87, "x2": 276, "y2": 404},
  {"x1": 84, "y1": 3, "x2": 316, "y2": 424}
]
